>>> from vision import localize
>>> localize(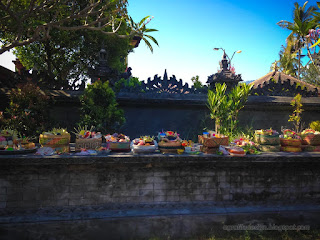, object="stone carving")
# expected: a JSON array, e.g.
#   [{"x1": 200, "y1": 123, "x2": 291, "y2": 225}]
[
  {"x1": 119, "y1": 69, "x2": 208, "y2": 94},
  {"x1": 207, "y1": 53, "x2": 243, "y2": 90},
  {"x1": 251, "y1": 72, "x2": 319, "y2": 97}
]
